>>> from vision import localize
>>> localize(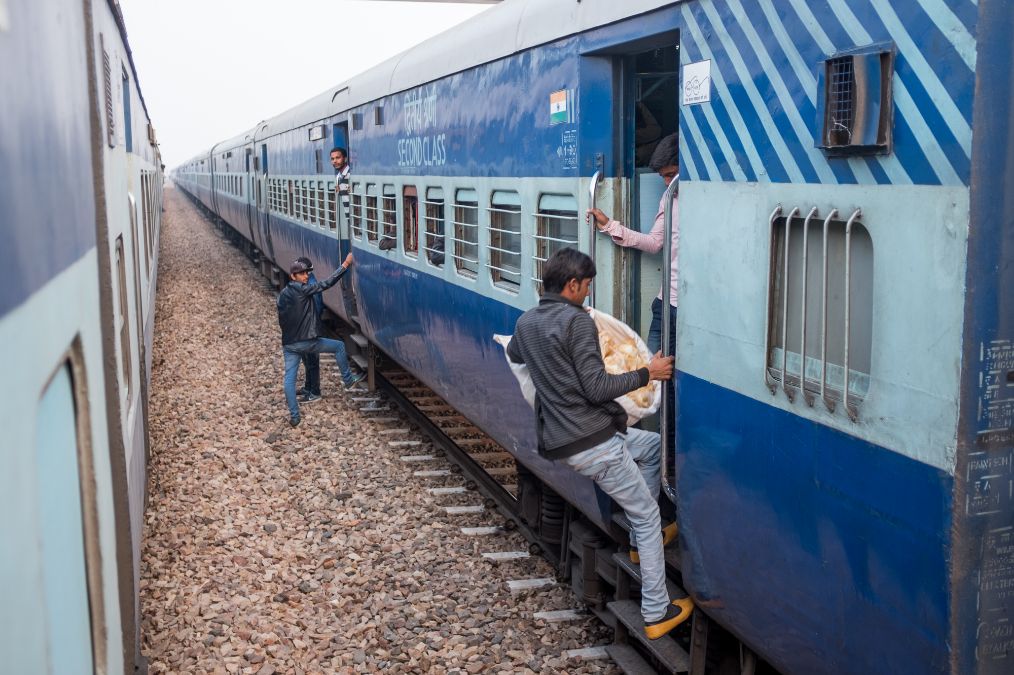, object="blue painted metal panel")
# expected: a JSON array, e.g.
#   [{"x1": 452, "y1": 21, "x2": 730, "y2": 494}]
[
  {"x1": 954, "y1": 1, "x2": 1014, "y2": 672},
  {"x1": 0, "y1": 0, "x2": 97, "y2": 318},
  {"x1": 677, "y1": 371, "x2": 951, "y2": 675}
]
